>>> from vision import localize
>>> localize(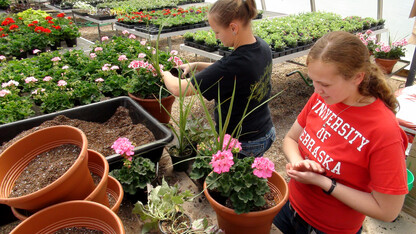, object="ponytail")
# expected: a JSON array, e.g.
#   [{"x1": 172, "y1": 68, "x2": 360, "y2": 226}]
[
  {"x1": 360, "y1": 63, "x2": 399, "y2": 114},
  {"x1": 209, "y1": 0, "x2": 257, "y2": 27}
]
